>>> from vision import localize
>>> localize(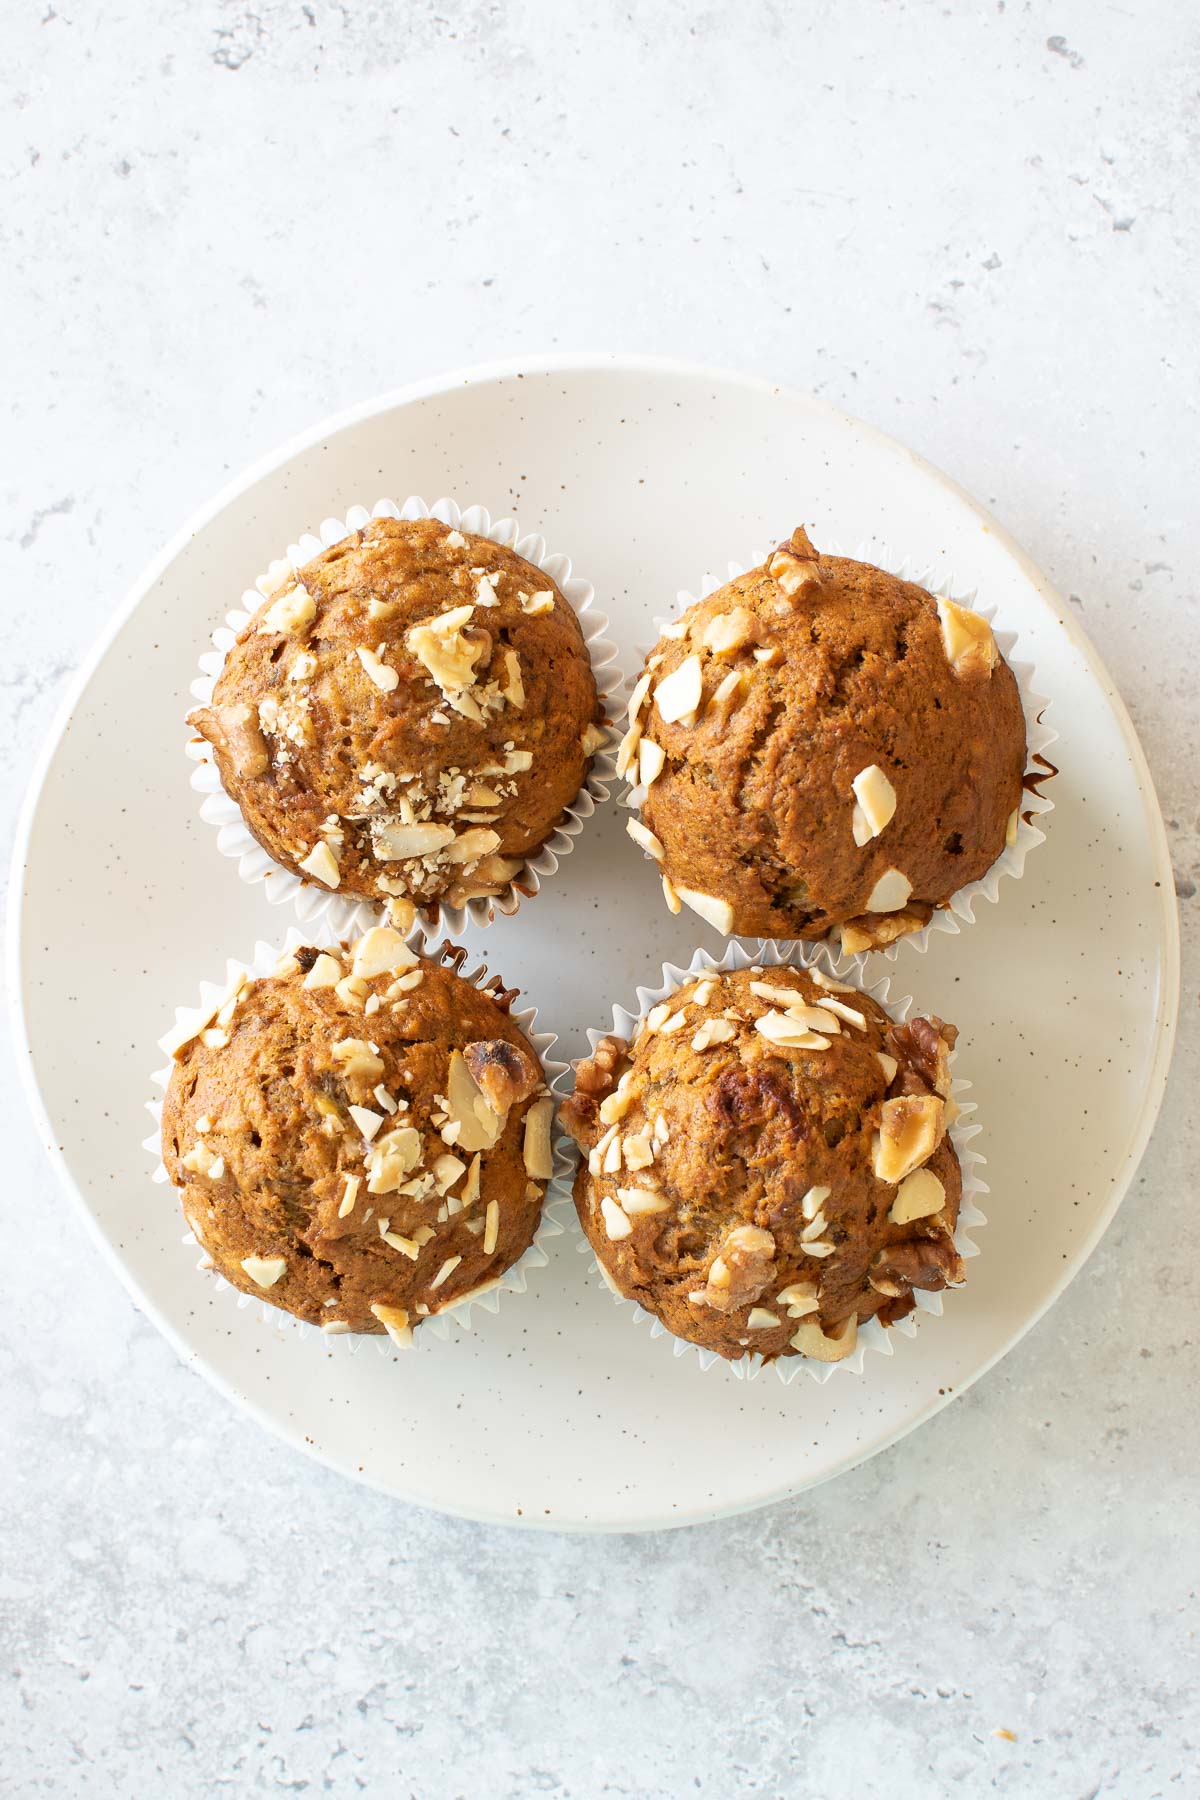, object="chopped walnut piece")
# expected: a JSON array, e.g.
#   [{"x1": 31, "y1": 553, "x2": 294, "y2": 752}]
[
  {"x1": 356, "y1": 644, "x2": 399, "y2": 693},
  {"x1": 188, "y1": 702, "x2": 269, "y2": 780},
  {"x1": 406, "y1": 606, "x2": 489, "y2": 712},
  {"x1": 701, "y1": 606, "x2": 756, "y2": 655},
  {"x1": 839, "y1": 906, "x2": 928, "y2": 954},
  {"x1": 768, "y1": 526, "x2": 823, "y2": 598},
  {"x1": 258, "y1": 583, "x2": 316, "y2": 637},
  {"x1": 870, "y1": 1235, "x2": 965, "y2": 1295},
  {"x1": 560, "y1": 1036, "x2": 629, "y2": 1146},
  {"x1": 464, "y1": 1038, "x2": 541, "y2": 1113},
  {"x1": 889, "y1": 1015, "x2": 956, "y2": 1097},
  {"x1": 693, "y1": 1224, "x2": 776, "y2": 1314}
]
